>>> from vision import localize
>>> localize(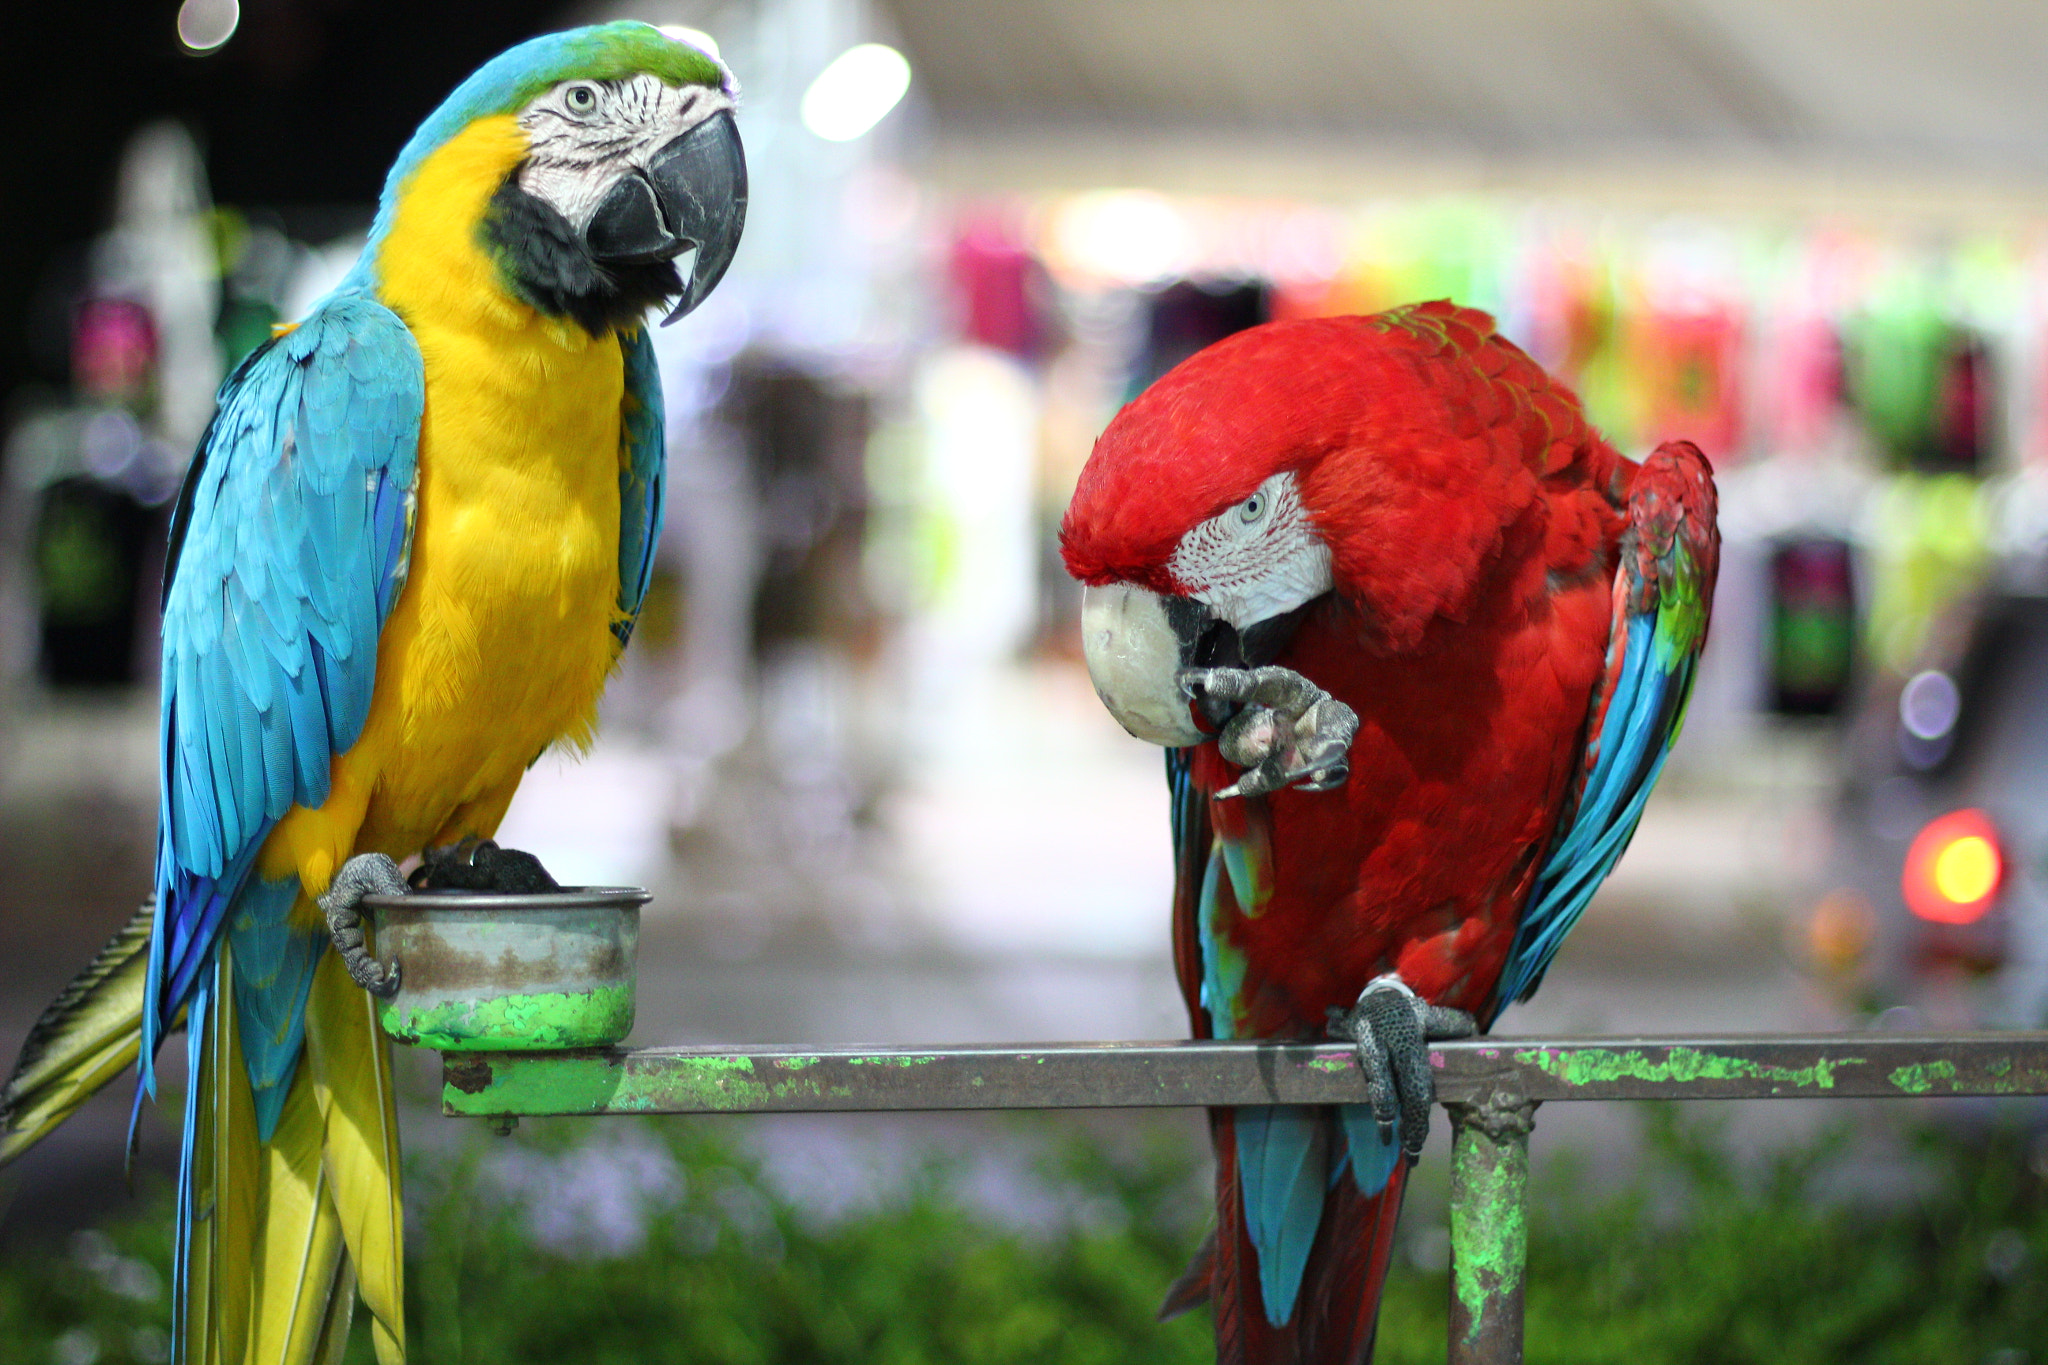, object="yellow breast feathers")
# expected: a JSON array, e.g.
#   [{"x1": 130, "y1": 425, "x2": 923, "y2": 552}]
[{"x1": 260, "y1": 115, "x2": 629, "y2": 895}]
